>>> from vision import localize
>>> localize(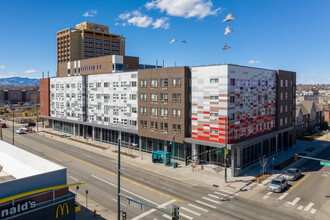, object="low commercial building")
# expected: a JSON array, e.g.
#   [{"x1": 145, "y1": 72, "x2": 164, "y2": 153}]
[{"x1": 0, "y1": 140, "x2": 79, "y2": 219}]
